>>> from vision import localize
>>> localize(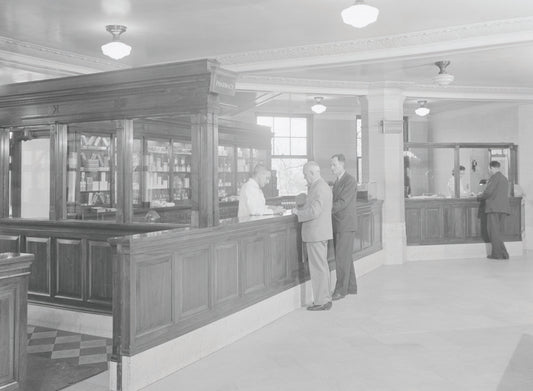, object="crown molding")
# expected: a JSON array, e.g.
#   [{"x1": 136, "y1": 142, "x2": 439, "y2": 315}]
[
  {"x1": 237, "y1": 74, "x2": 533, "y2": 101},
  {"x1": 0, "y1": 35, "x2": 129, "y2": 77},
  {"x1": 220, "y1": 17, "x2": 533, "y2": 72}
]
